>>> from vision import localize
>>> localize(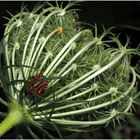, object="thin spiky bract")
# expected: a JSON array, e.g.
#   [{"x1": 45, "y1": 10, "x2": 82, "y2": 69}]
[{"x1": 0, "y1": 2, "x2": 139, "y2": 138}]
